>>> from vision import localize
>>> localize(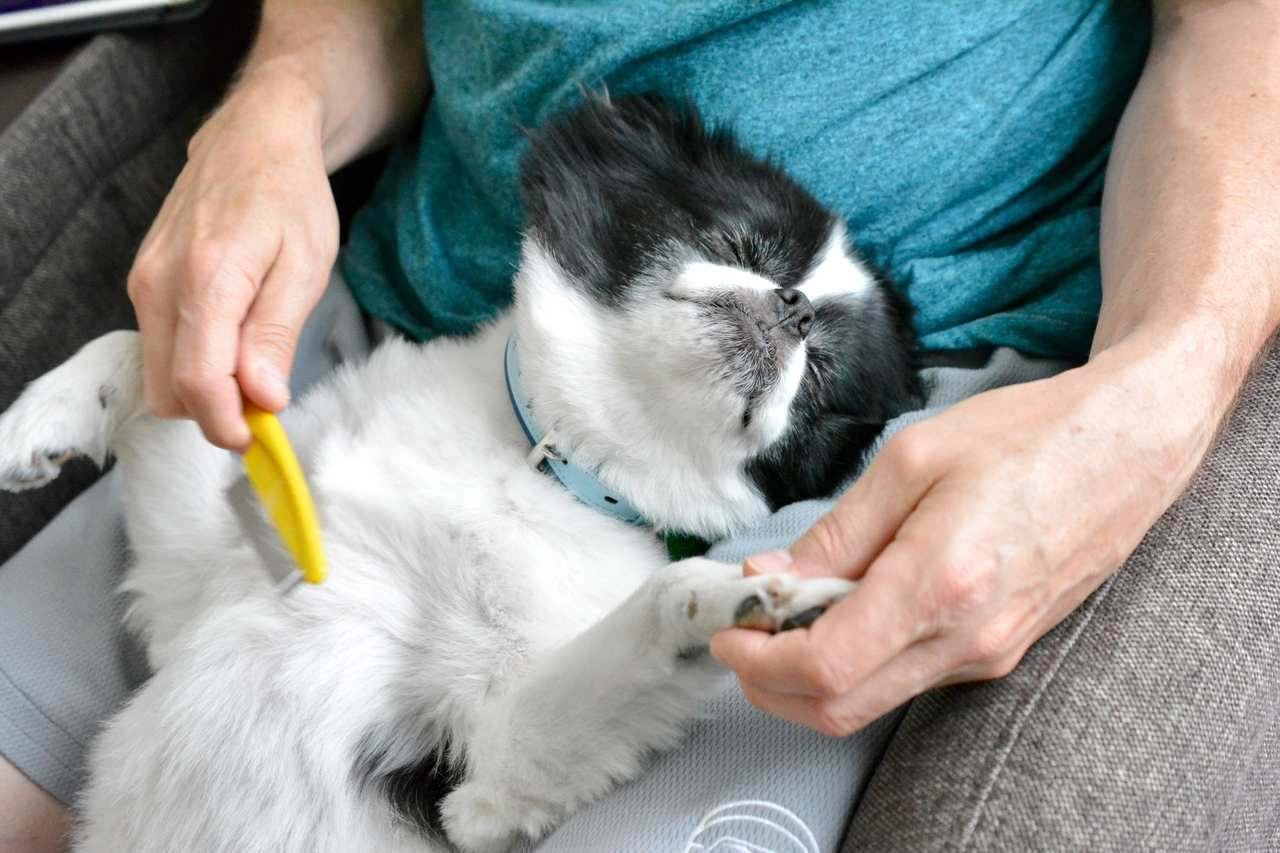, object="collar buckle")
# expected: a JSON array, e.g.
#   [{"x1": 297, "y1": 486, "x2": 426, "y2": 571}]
[
  {"x1": 525, "y1": 432, "x2": 563, "y2": 472},
  {"x1": 505, "y1": 333, "x2": 647, "y2": 527}
]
